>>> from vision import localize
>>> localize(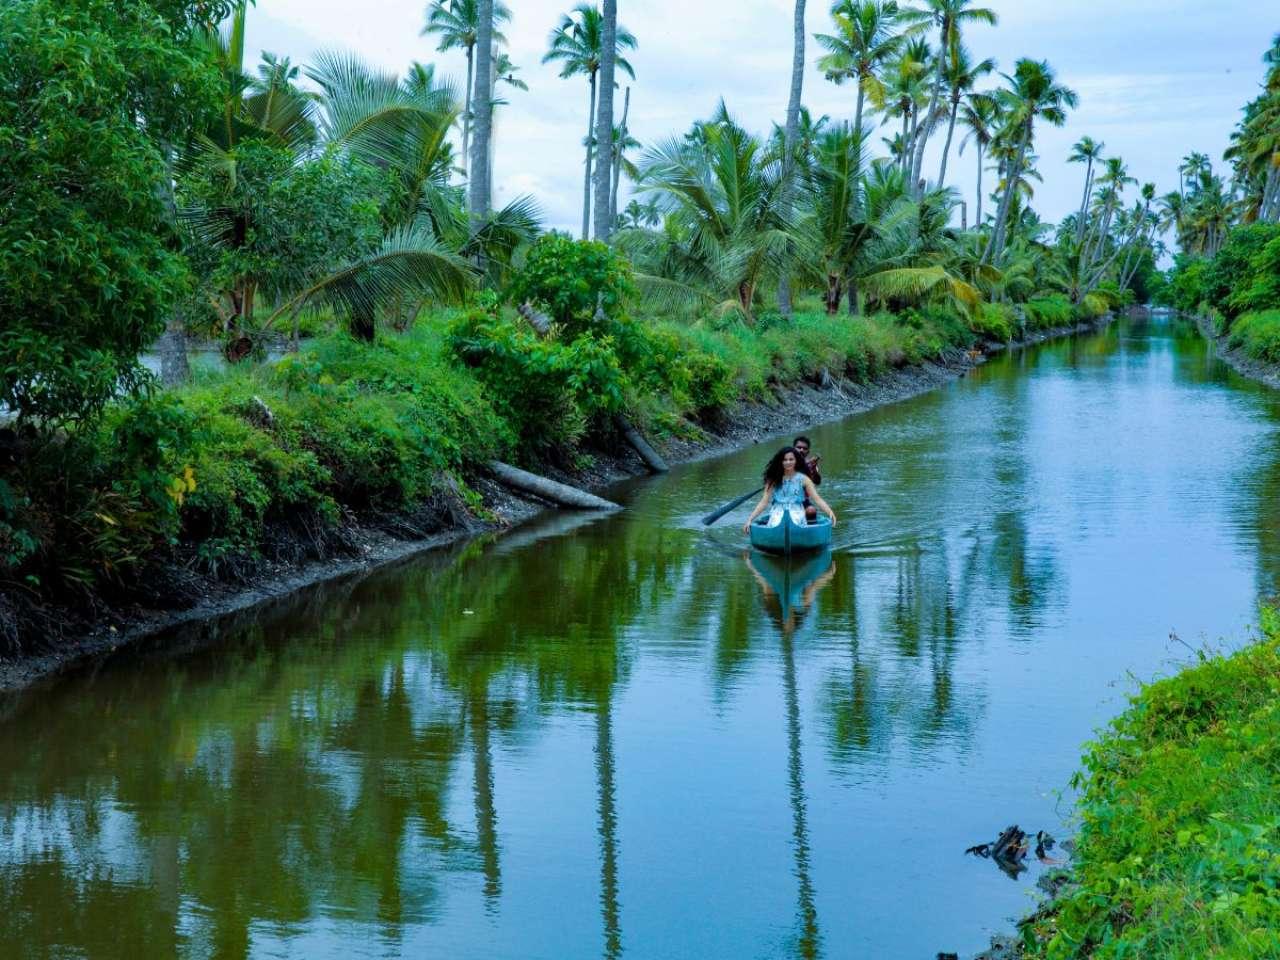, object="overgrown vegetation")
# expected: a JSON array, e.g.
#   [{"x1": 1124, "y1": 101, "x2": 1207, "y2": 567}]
[
  {"x1": 1020, "y1": 609, "x2": 1280, "y2": 959},
  {"x1": 3, "y1": 0, "x2": 1140, "y2": 649}
]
